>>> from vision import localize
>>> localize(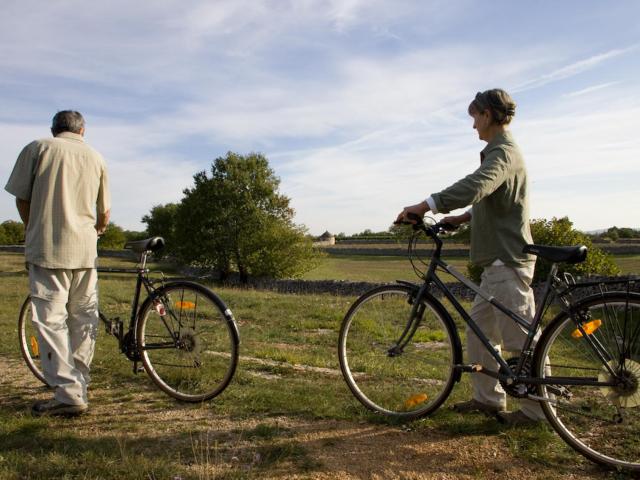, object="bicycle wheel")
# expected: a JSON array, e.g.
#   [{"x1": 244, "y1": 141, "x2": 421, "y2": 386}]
[
  {"x1": 534, "y1": 292, "x2": 640, "y2": 471},
  {"x1": 339, "y1": 284, "x2": 460, "y2": 419},
  {"x1": 136, "y1": 281, "x2": 239, "y2": 402},
  {"x1": 18, "y1": 296, "x2": 49, "y2": 386}
]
